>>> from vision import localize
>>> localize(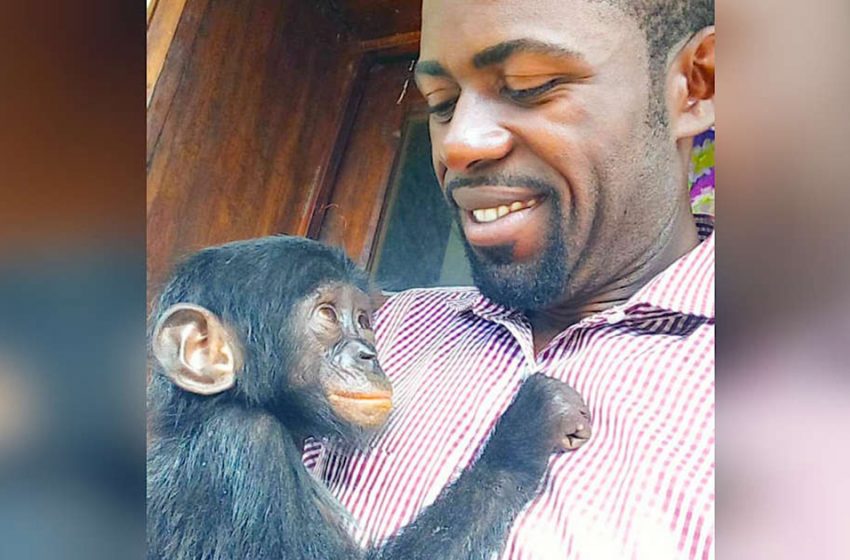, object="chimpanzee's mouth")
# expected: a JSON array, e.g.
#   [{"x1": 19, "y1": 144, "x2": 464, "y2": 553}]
[
  {"x1": 328, "y1": 390, "x2": 393, "y2": 428},
  {"x1": 328, "y1": 389, "x2": 392, "y2": 402}
]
